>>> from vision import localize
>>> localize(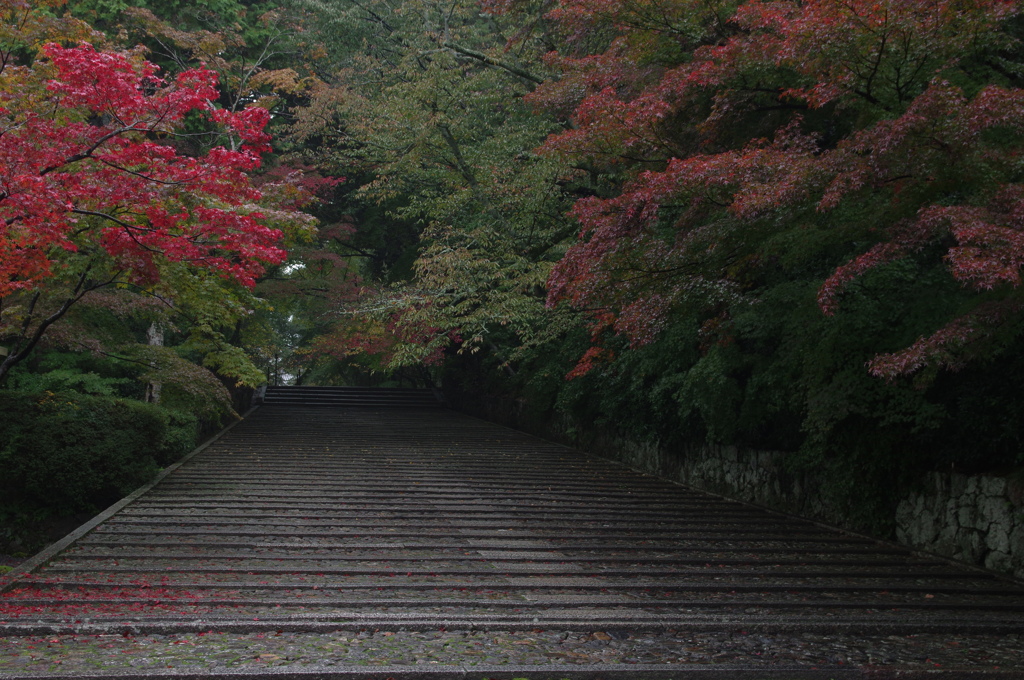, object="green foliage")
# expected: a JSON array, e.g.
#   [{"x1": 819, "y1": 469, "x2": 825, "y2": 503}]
[
  {"x1": 4, "y1": 297, "x2": 240, "y2": 421},
  {"x1": 157, "y1": 408, "x2": 200, "y2": 466},
  {"x1": 68, "y1": 0, "x2": 262, "y2": 35},
  {"x1": 0, "y1": 390, "x2": 193, "y2": 515},
  {"x1": 283, "y1": 0, "x2": 581, "y2": 378},
  {"x1": 5, "y1": 351, "x2": 134, "y2": 397},
  {"x1": 63, "y1": 0, "x2": 131, "y2": 24}
]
